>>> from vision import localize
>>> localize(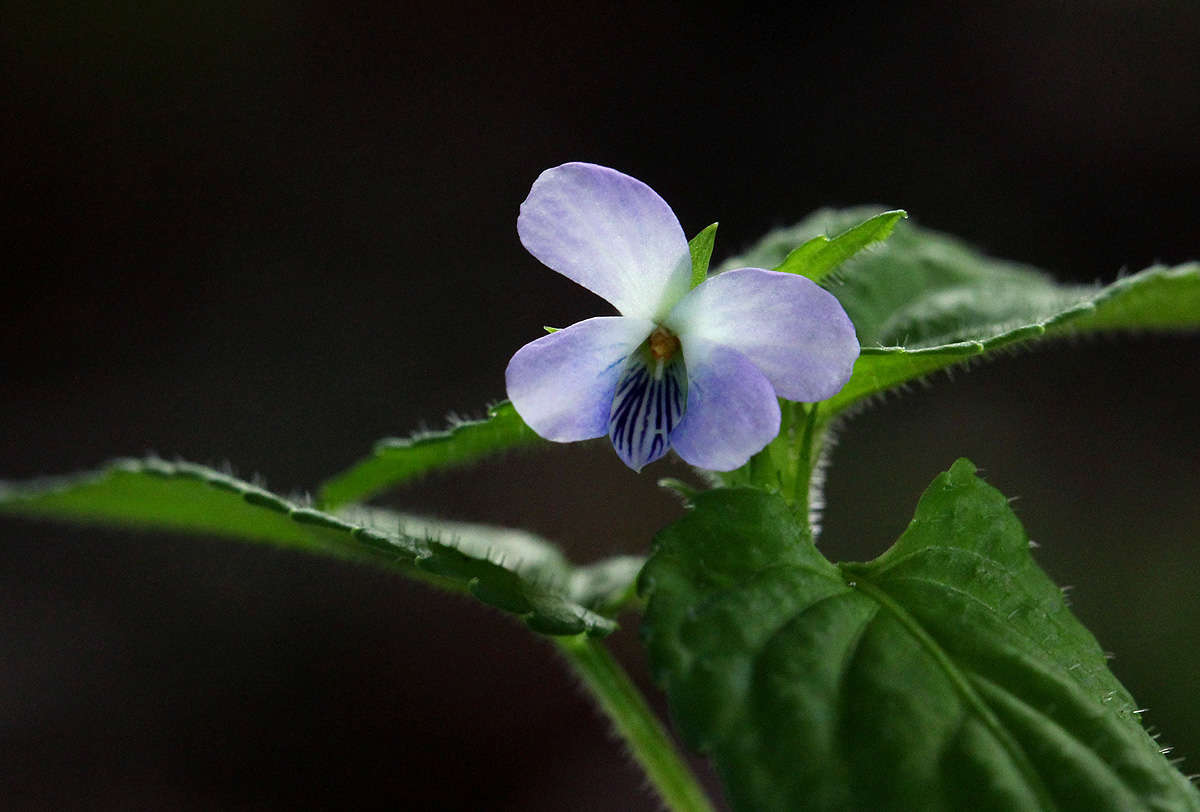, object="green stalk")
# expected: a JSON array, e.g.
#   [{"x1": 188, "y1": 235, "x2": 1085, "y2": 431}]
[
  {"x1": 791, "y1": 402, "x2": 821, "y2": 518},
  {"x1": 554, "y1": 634, "x2": 716, "y2": 812}
]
